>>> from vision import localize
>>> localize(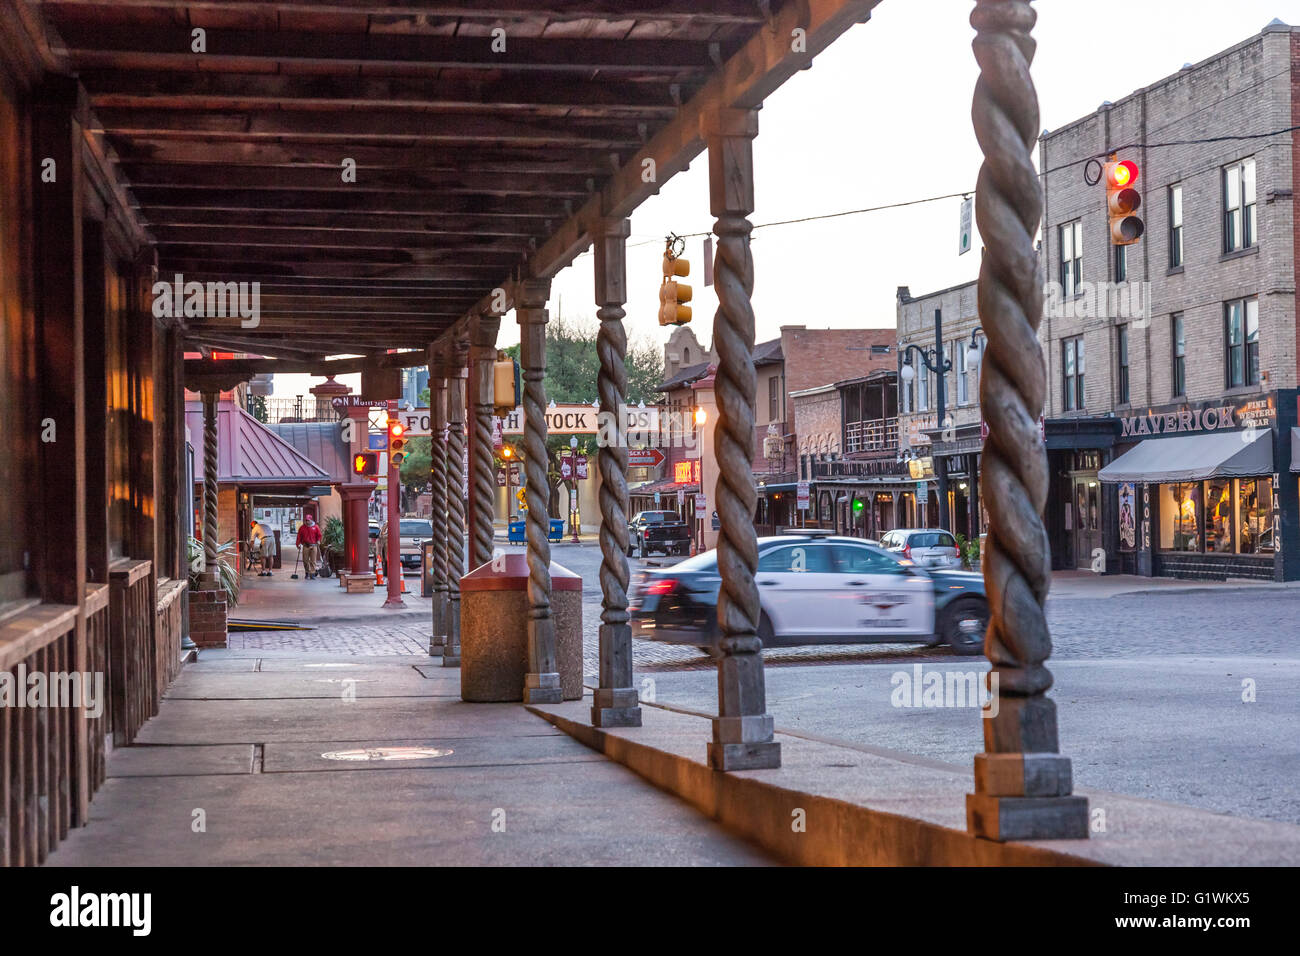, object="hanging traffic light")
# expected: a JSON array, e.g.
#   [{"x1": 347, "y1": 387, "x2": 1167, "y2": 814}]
[
  {"x1": 388, "y1": 421, "x2": 407, "y2": 466},
  {"x1": 1104, "y1": 158, "x2": 1144, "y2": 245},
  {"x1": 658, "y1": 240, "x2": 692, "y2": 326},
  {"x1": 352, "y1": 452, "x2": 379, "y2": 477}
]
